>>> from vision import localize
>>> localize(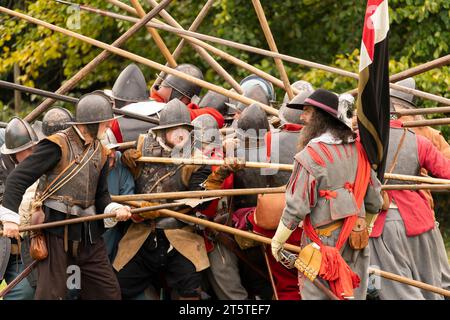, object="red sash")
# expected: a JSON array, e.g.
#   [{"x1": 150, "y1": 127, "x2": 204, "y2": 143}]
[{"x1": 302, "y1": 141, "x2": 370, "y2": 299}]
